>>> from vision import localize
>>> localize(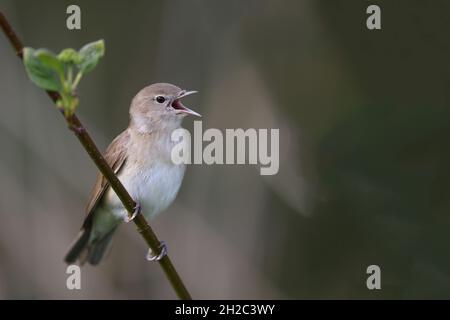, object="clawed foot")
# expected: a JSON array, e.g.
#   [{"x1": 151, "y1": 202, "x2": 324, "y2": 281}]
[
  {"x1": 146, "y1": 241, "x2": 167, "y2": 261},
  {"x1": 123, "y1": 202, "x2": 140, "y2": 223}
]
